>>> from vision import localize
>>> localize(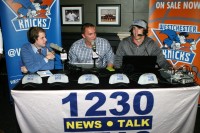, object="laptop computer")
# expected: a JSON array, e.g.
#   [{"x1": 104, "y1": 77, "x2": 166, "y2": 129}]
[{"x1": 122, "y1": 56, "x2": 158, "y2": 73}]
